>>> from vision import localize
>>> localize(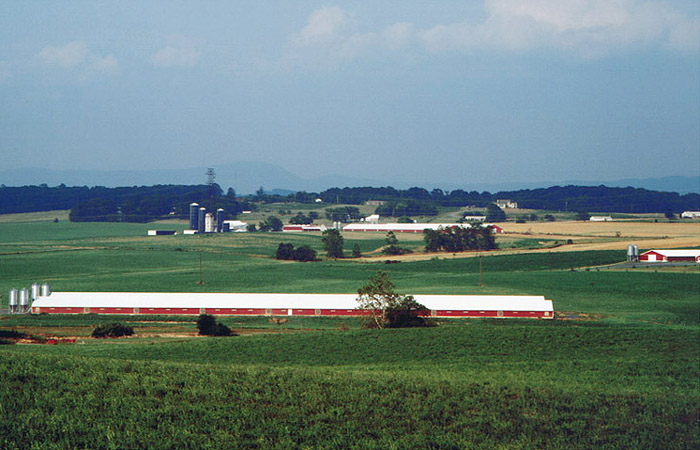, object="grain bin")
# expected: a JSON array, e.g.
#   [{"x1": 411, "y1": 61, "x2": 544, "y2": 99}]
[
  {"x1": 205, "y1": 213, "x2": 215, "y2": 233},
  {"x1": 41, "y1": 283, "x2": 51, "y2": 297},
  {"x1": 9, "y1": 288, "x2": 18, "y2": 313},
  {"x1": 189, "y1": 203, "x2": 199, "y2": 230},
  {"x1": 216, "y1": 208, "x2": 225, "y2": 233},
  {"x1": 19, "y1": 288, "x2": 29, "y2": 313},
  {"x1": 627, "y1": 244, "x2": 639, "y2": 262},
  {"x1": 198, "y1": 207, "x2": 206, "y2": 233}
]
